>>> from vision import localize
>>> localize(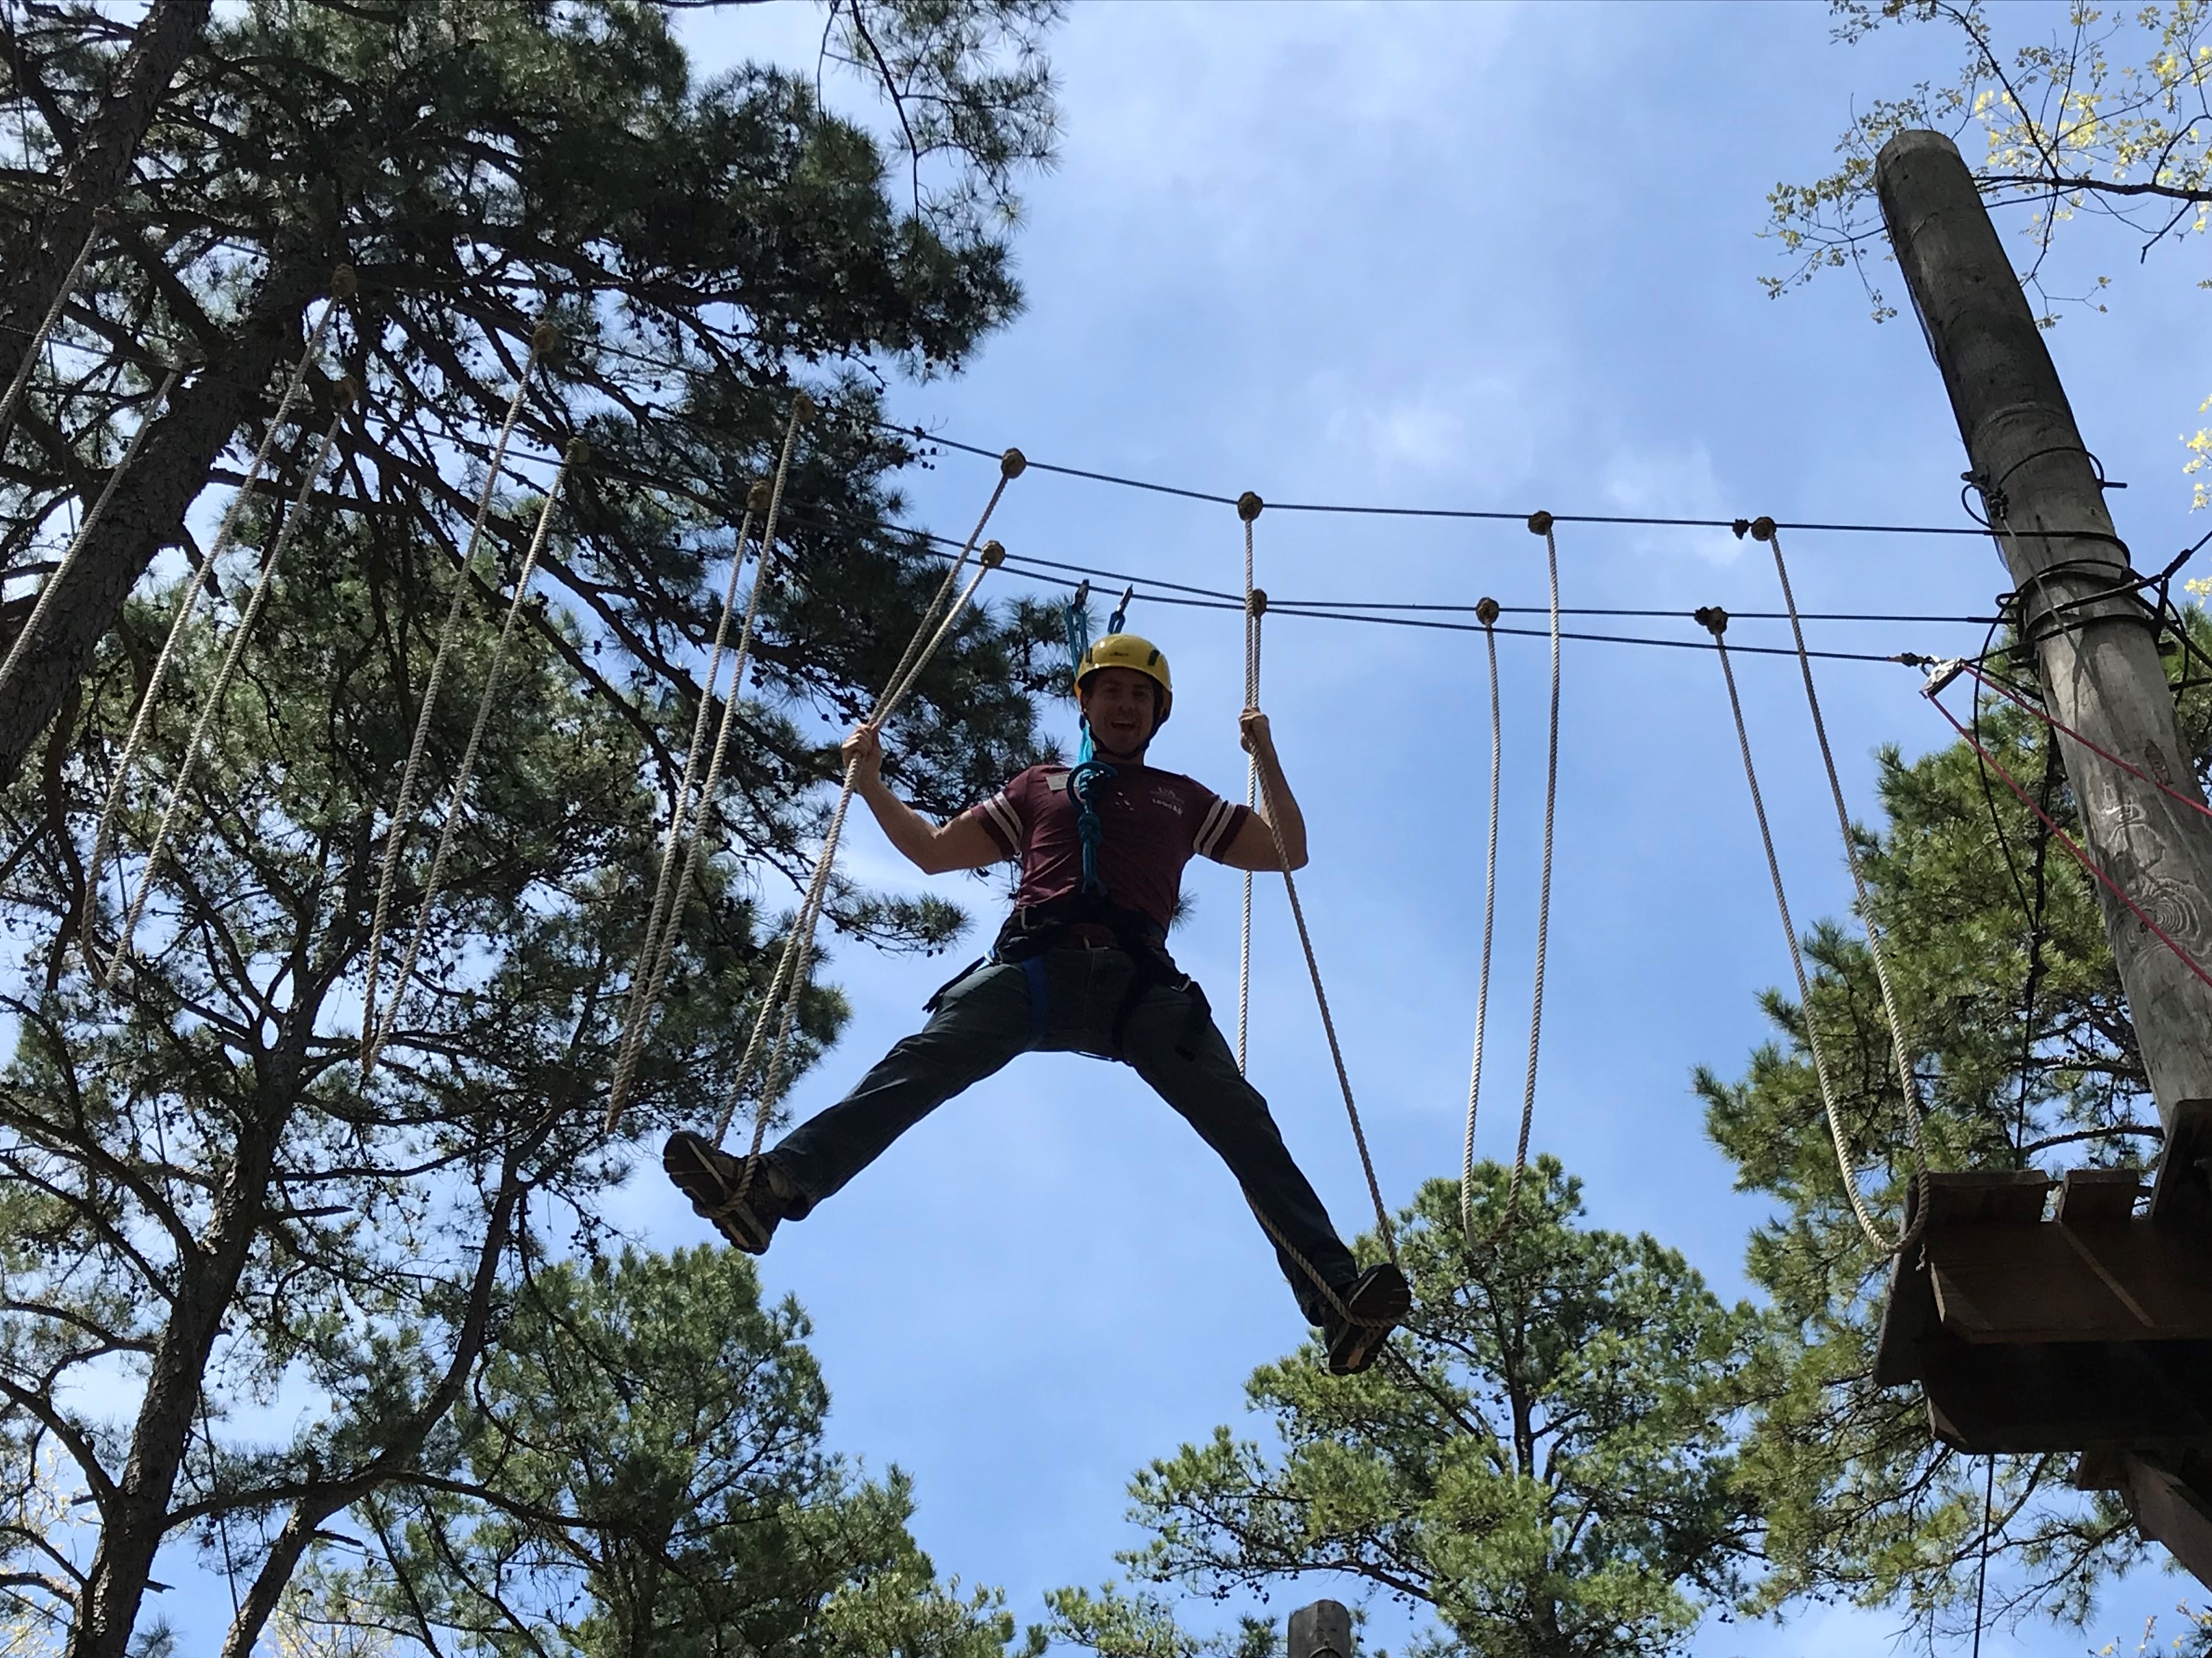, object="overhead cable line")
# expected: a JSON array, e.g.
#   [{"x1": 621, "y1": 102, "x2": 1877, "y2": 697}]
[{"x1": 882, "y1": 419, "x2": 1992, "y2": 538}]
